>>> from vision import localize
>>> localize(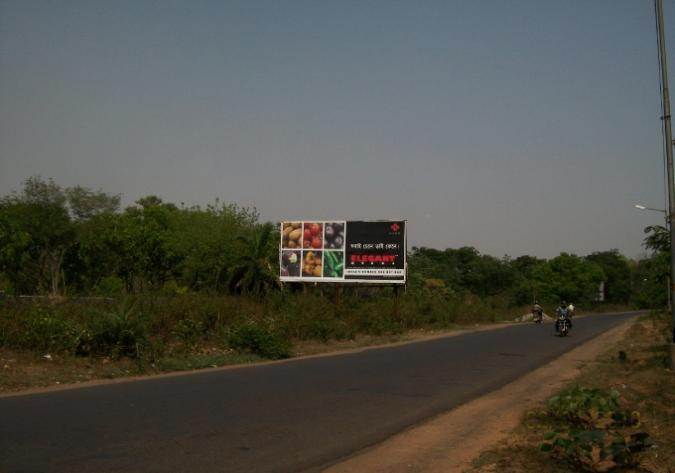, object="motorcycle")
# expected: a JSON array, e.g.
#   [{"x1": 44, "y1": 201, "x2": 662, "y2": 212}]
[
  {"x1": 556, "y1": 313, "x2": 570, "y2": 337},
  {"x1": 532, "y1": 309, "x2": 543, "y2": 324}
]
